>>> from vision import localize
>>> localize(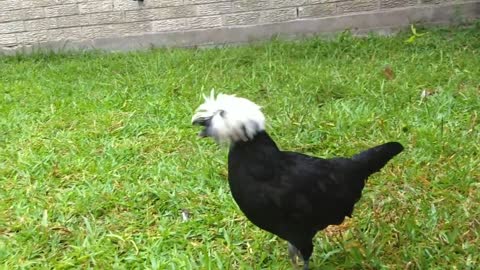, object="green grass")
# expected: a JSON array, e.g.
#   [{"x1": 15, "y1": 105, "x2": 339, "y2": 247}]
[{"x1": 1, "y1": 23, "x2": 479, "y2": 269}]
